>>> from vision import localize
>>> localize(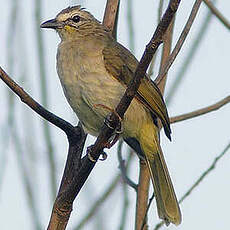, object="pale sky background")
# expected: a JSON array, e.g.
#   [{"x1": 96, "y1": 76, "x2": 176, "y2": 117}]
[{"x1": 0, "y1": 0, "x2": 230, "y2": 230}]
